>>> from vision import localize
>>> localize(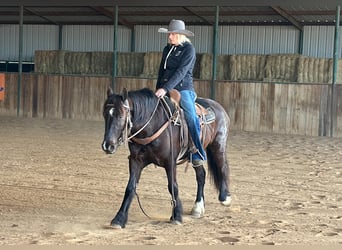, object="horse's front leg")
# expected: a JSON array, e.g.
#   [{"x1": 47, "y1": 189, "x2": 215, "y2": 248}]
[
  {"x1": 110, "y1": 157, "x2": 143, "y2": 229},
  {"x1": 191, "y1": 165, "x2": 206, "y2": 218},
  {"x1": 165, "y1": 165, "x2": 183, "y2": 224}
]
